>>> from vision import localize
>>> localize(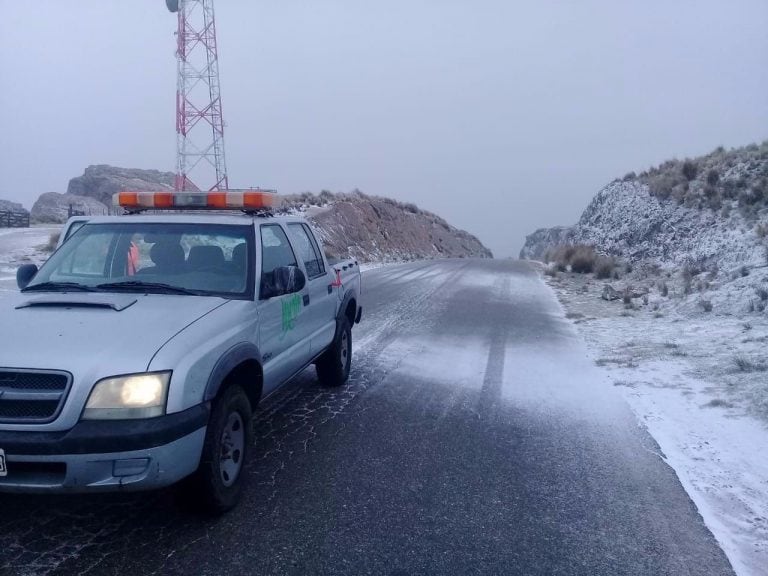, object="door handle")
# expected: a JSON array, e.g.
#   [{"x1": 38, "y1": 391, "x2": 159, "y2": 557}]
[
  {"x1": 303, "y1": 294, "x2": 310, "y2": 306},
  {"x1": 327, "y1": 284, "x2": 333, "y2": 294}
]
